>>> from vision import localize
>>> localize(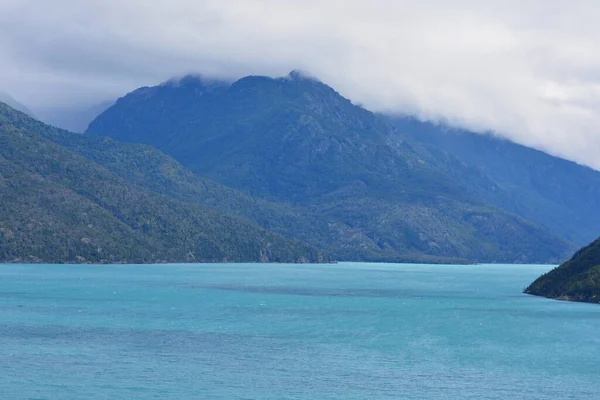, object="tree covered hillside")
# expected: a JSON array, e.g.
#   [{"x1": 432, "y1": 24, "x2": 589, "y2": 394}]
[
  {"x1": 525, "y1": 238, "x2": 600, "y2": 303},
  {"x1": 0, "y1": 102, "x2": 329, "y2": 264},
  {"x1": 86, "y1": 72, "x2": 576, "y2": 263},
  {"x1": 390, "y1": 116, "x2": 600, "y2": 246}
]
